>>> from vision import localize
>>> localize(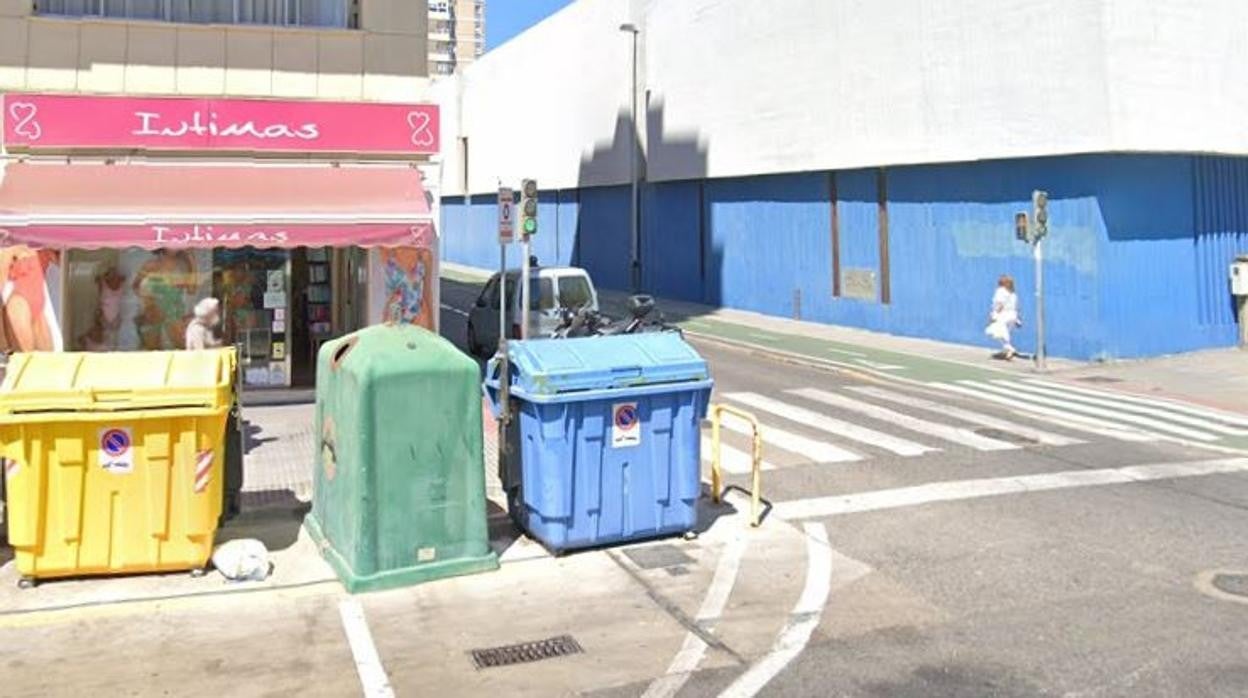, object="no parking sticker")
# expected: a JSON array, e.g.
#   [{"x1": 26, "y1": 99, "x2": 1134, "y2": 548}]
[
  {"x1": 612, "y1": 402, "x2": 641, "y2": 449},
  {"x1": 99, "y1": 427, "x2": 134, "y2": 474}
]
